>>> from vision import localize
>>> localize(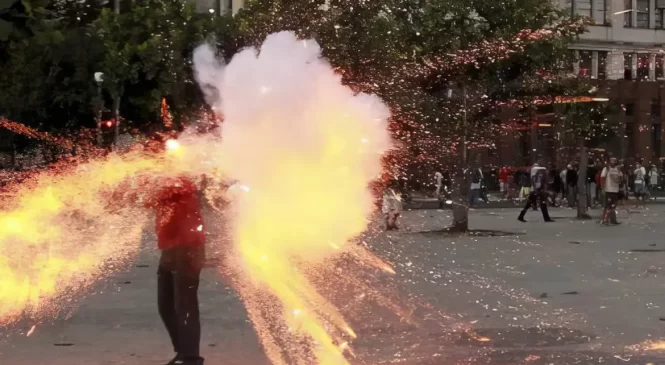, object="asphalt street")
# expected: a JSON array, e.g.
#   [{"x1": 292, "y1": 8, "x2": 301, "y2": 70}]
[{"x1": 2, "y1": 205, "x2": 665, "y2": 365}]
